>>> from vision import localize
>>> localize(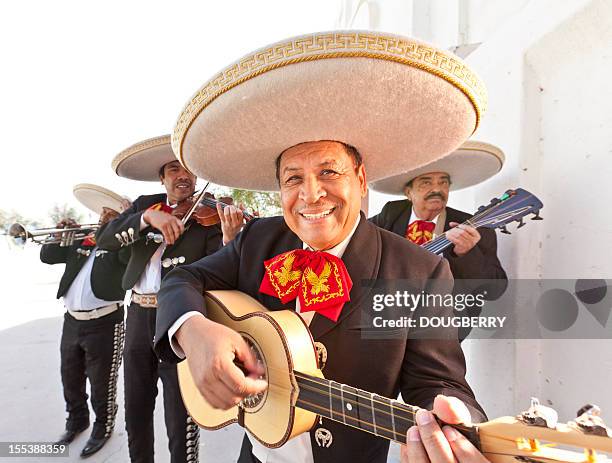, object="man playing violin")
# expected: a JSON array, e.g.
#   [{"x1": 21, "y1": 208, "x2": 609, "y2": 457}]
[{"x1": 97, "y1": 136, "x2": 244, "y2": 463}]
